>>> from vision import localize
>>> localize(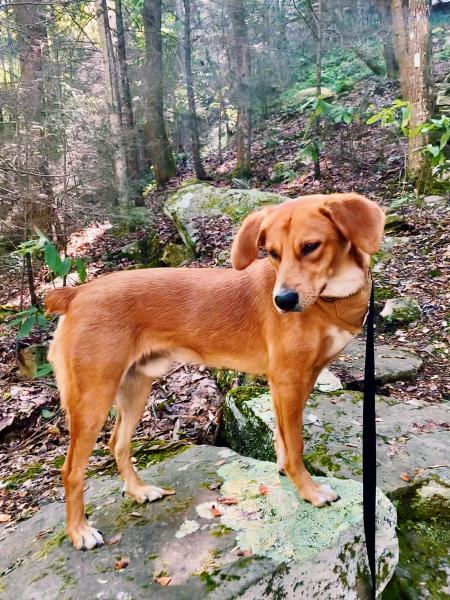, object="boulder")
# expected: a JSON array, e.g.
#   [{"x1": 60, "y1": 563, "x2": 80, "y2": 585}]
[
  {"x1": 423, "y1": 195, "x2": 447, "y2": 208},
  {"x1": 164, "y1": 183, "x2": 286, "y2": 253},
  {"x1": 290, "y1": 87, "x2": 334, "y2": 104},
  {"x1": 384, "y1": 213, "x2": 409, "y2": 234},
  {"x1": 221, "y1": 387, "x2": 450, "y2": 598},
  {"x1": 162, "y1": 242, "x2": 192, "y2": 267},
  {"x1": 222, "y1": 387, "x2": 449, "y2": 495},
  {"x1": 315, "y1": 368, "x2": 343, "y2": 392},
  {"x1": 0, "y1": 445, "x2": 397, "y2": 599},
  {"x1": 337, "y1": 339, "x2": 423, "y2": 386},
  {"x1": 380, "y1": 297, "x2": 421, "y2": 327}
]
